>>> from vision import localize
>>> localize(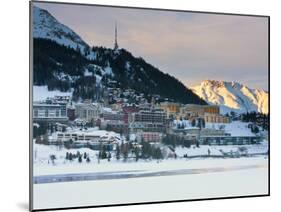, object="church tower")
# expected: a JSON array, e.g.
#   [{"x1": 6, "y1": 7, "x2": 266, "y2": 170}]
[{"x1": 114, "y1": 22, "x2": 119, "y2": 50}]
